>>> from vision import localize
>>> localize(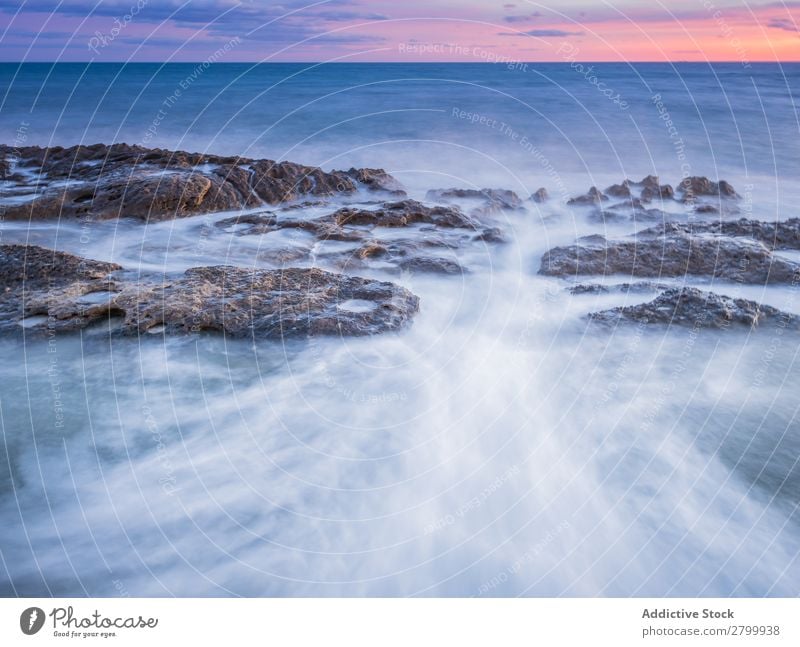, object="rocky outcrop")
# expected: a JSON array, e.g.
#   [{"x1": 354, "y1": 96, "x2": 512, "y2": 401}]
[
  {"x1": 0, "y1": 143, "x2": 406, "y2": 222},
  {"x1": 567, "y1": 186, "x2": 607, "y2": 205},
  {"x1": 1, "y1": 245, "x2": 420, "y2": 338},
  {"x1": 326, "y1": 199, "x2": 476, "y2": 229},
  {"x1": 568, "y1": 281, "x2": 669, "y2": 295},
  {"x1": 678, "y1": 176, "x2": 738, "y2": 200},
  {"x1": 539, "y1": 230, "x2": 800, "y2": 284},
  {"x1": 589, "y1": 287, "x2": 800, "y2": 330},
  {"x1": 531, "y1": 187, "x2": 549, "y2": 203},
  {"x1": 643, "y1": 219, "x2": 800, "y2": 251},
  {"x1": 425, "y1": 188, "x2": 523, "y2": 211}
]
